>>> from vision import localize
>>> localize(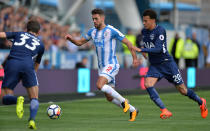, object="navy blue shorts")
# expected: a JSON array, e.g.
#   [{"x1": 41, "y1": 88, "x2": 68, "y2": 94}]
[
  {"x1": 146, "y1": 60, "x2": 184, "y2": 85},
  {"x1": 2, "y1": 59, "x2": 38, "y2": 90}
]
